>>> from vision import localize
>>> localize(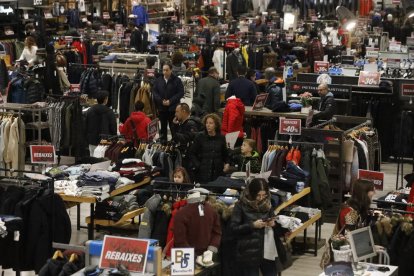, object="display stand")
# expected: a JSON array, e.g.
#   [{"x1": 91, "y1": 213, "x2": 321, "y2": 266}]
[{"x1": 59, "y1": 176, "x2": 151, "y2": 240}]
